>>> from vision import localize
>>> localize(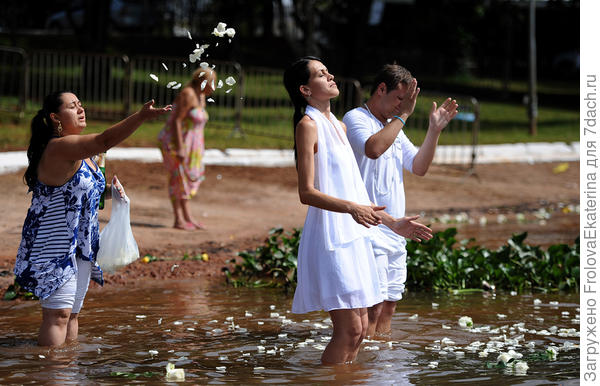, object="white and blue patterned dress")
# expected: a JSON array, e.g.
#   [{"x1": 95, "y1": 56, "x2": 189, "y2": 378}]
[{"x1": 14, "y1": 159, "x2": 105, "y2": 300}]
